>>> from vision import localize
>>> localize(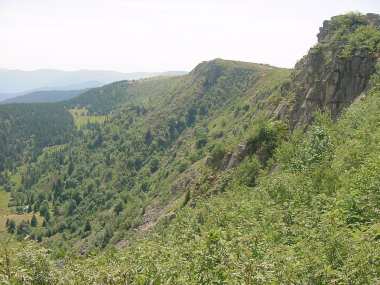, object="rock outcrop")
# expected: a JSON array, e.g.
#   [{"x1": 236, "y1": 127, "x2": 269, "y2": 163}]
[
  {"x1": 281, "y1": 13, "x2": 380, "y2": 129},
  {"x1": 223, "y1": 144, "x2": 248, "y2": 170}
]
